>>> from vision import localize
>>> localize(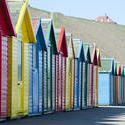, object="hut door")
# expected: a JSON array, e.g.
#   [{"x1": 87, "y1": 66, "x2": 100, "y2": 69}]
[
  {"x1": 74, "y1": 59, "x2": 78, "y2": 109},
  {"x1": 32, "y1": 45, "x2": 38, "y2": 113},
  {"x1": 29, "y1": 44, "x2": 33, "y2": 114},
  {"x1": 17, "y1": 41, "x2": 23, "y2": 113},
  {"x1": 47, "y1": 46, "x2": 51, "y2": 111},
  {"x1": 62, "y1": 56, "x2": 66, "y2": 110},
  {"x1": 79, "y1": 62, "x2": 82, "y2": 108},
  {"x1": 38, "y1": 50, "x2": 42, "y2": 113},
  {"x1": 59, "y1": 54, "x2": 62, "y2": 109},
  {"x1": 43, "y1": 50, "x2": 48, "y2": 112},
  {"x1": 52, "y1": 54, "x2": 55, "y2": 111},
  {"x1": 82, "y1": 62, "x2": 86, "y2": 107}
]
